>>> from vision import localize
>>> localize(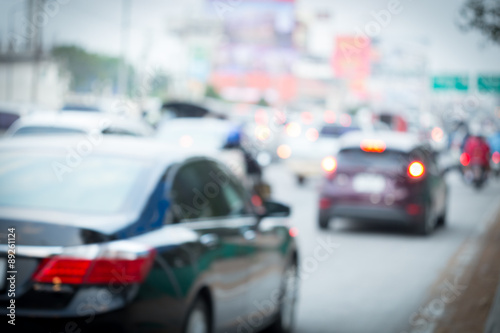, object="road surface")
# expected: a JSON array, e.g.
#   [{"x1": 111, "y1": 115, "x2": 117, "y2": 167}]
[{"x1": 264, "y1": 164, "x2": 500, "y2": 333}]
